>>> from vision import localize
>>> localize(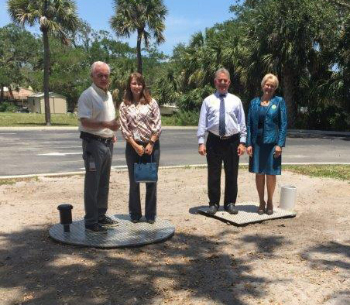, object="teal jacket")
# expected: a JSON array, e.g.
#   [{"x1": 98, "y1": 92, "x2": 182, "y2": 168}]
[{"x1": 246, "y1": 96, "x2": 287, "y2": 147}]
